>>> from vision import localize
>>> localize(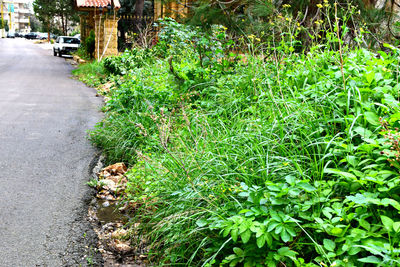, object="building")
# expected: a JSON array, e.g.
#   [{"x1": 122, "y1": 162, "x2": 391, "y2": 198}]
[
  {"x1": 1, "y1": 0, "x2": 33, "y2": 34},
  {"x1": 74, "y1": 0, "x2": 121, "y2": 60}
]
